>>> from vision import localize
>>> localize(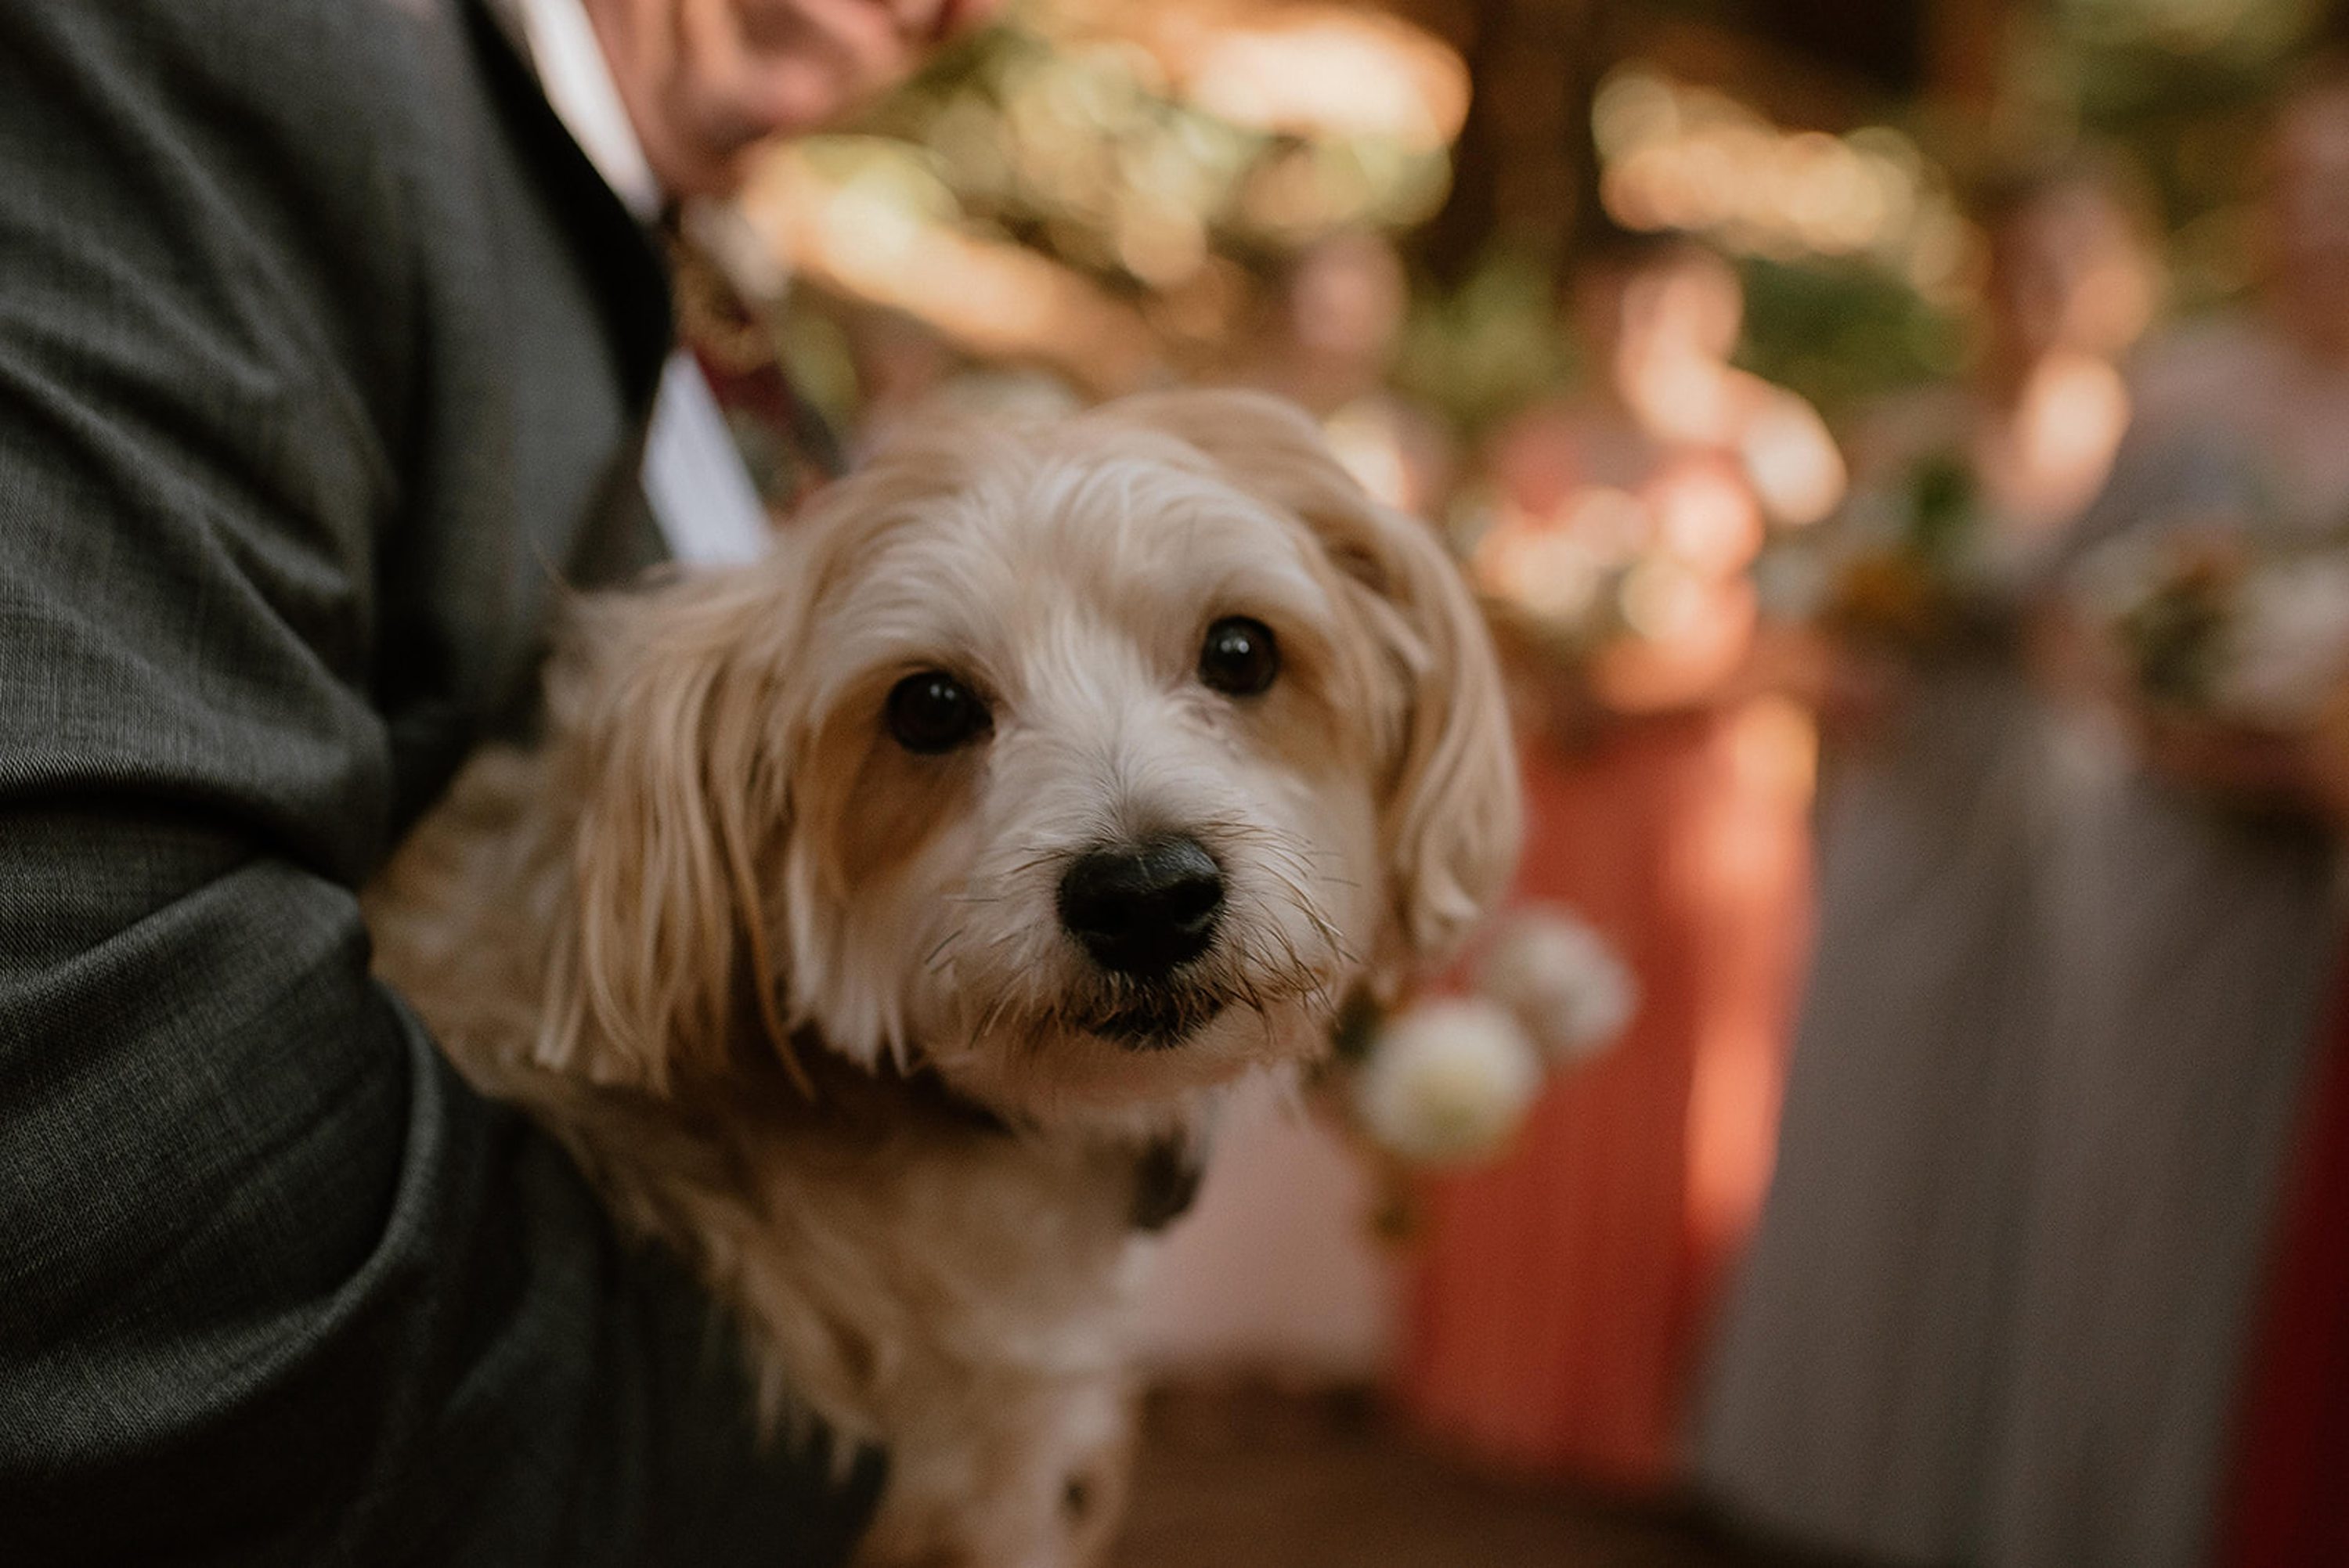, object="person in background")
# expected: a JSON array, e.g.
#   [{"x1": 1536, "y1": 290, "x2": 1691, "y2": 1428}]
[
  {"x1": 2221, "y1": 670, "x2": 2349, "y2": 1568},
  {"x1": 1398, "y1": 232, "x2": 1839, "y2": 1494},
  {"x1": 1695, "y1": 159, "x2": 2158, "y2": 1565},
  {"x1": 0, "y1": 0, "x2": 988, "y2": 1560},
  {"x1": 1234, "y1": 229, "x2": 1457, "y2": 518},
  {"x1": 1983, "y1": 70, "x2": 2349, "y2": 1568}
]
